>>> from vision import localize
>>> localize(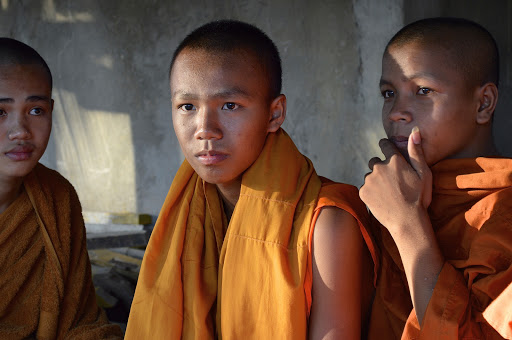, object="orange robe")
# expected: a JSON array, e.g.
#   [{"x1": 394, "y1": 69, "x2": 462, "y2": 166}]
[
  {"x1": 368, "y1": 157, "x2": 512, "y2": 339},
  {"x1": 125, "y1": 129, "x2": 376, "y2": 340},
  {"x1": 0, "y1": 163, "x2": 123, "y2": 339}
]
